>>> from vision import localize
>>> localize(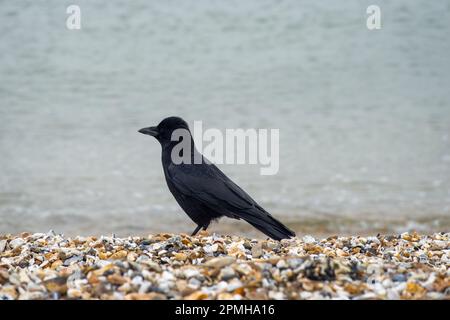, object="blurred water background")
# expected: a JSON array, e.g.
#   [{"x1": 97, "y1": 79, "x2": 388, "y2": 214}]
[{"x1": 1, "y1": 0, "x2": 449, "y2": 238}]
